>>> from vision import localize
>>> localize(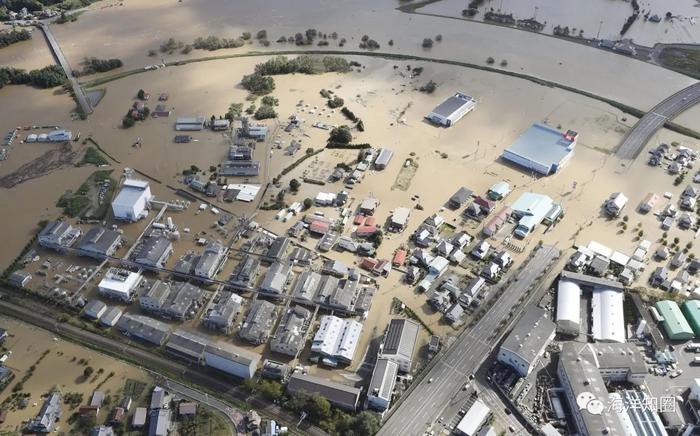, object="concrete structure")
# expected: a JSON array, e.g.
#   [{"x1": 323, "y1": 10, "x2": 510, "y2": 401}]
[
  {"x1": 455, "y1": 399, "x2": 490, "y2": 436},
  {"x1": 379, "y1": 319, "x2": 419, "y2": 373},
  {"x1": 556, "y1": 279, "x2": 581, "y2": 336},
  {"x1": 286, "y1": 373, "x2": 361, "y2": 411},
  {"x1": 367, "y1": 358, "x2": 398, "y2": 411},
  {"x1": 655, "y1": 300, "x2": 694, "y2": 340},
  {"x1": 219, "y1": 160, "x2": 260, "y2": 177},
  {"x1": 374, "y1": 148, "x2": 394, "y2": 170},
  {"x1": 38, "y1": 220, "x2": 81, "y2": 250},
  {"x1": 501, "y1": 123, "x2": 578, "y2": 175},
  {"x1": 292, "y1": 271, "x2": 322, "y2": 304},
  {"x1": 203, "y1": 341, "x2": 259, "y2": 379},
  {"x1": 77, "y1": 227, "x2": 122, "y2": 259},
  {"x1": 132, "y1": 407, "x2": 147, "y2": 428},
  {"x1": 426, "y1": 92, "x2": 476, "y2": 127},
  {"x1": 498, "y1": 305, "x2": 555, "y2": 377},
  {"x1": 510, "y1": 192, "x2": 559, "y2": 238},
  {"x1": 112, "y1": 179, "x2": 152, "y2": 221},
  {"x1": 270, "y1": 306, "x2": 312, "y2": 356},
  {"x1": 263, "y1": 237, "x2": 290, "y2": 263},
  {"x1": 311, "y1": 316, "x2": 363, "y2": 364},
  {"x1": 8, "y1": 270, "x2": 32, "y2": 288},
  {"x1": 130, "y1": 236, "x2": 173, "y2": 269},
  {"x1": 175, "y1": 117, "x2": 205, "y2": 131},
  {"x1": 682, "y1": 300, "x2": 700, "y2": 337},
  {"x1": 140, "y1": 281, "x2": 205, "y2": 321},
  {"x1": 116, "y1": 314, "x2": 170, "y2": 346},
  {"x1": 98, "y1": 268, "x2": 142, "y2": 301},
  {"x1": 239, "y1": 300, "x2": 278, "y2": 345}
]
